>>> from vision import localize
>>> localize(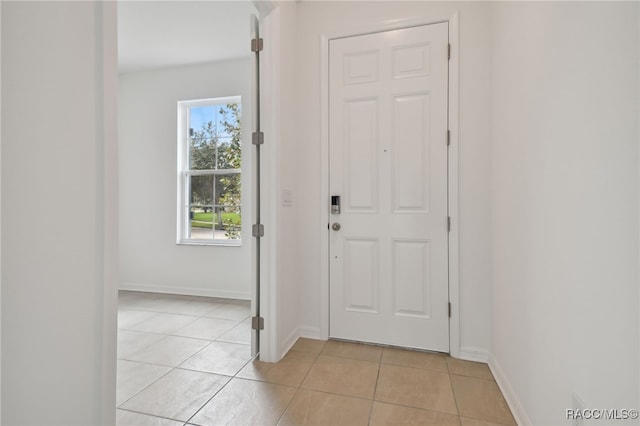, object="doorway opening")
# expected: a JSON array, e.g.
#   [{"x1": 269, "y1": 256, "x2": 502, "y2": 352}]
[{"x1": 115, "y1": 2, "x2": 263, "y2": 422}]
